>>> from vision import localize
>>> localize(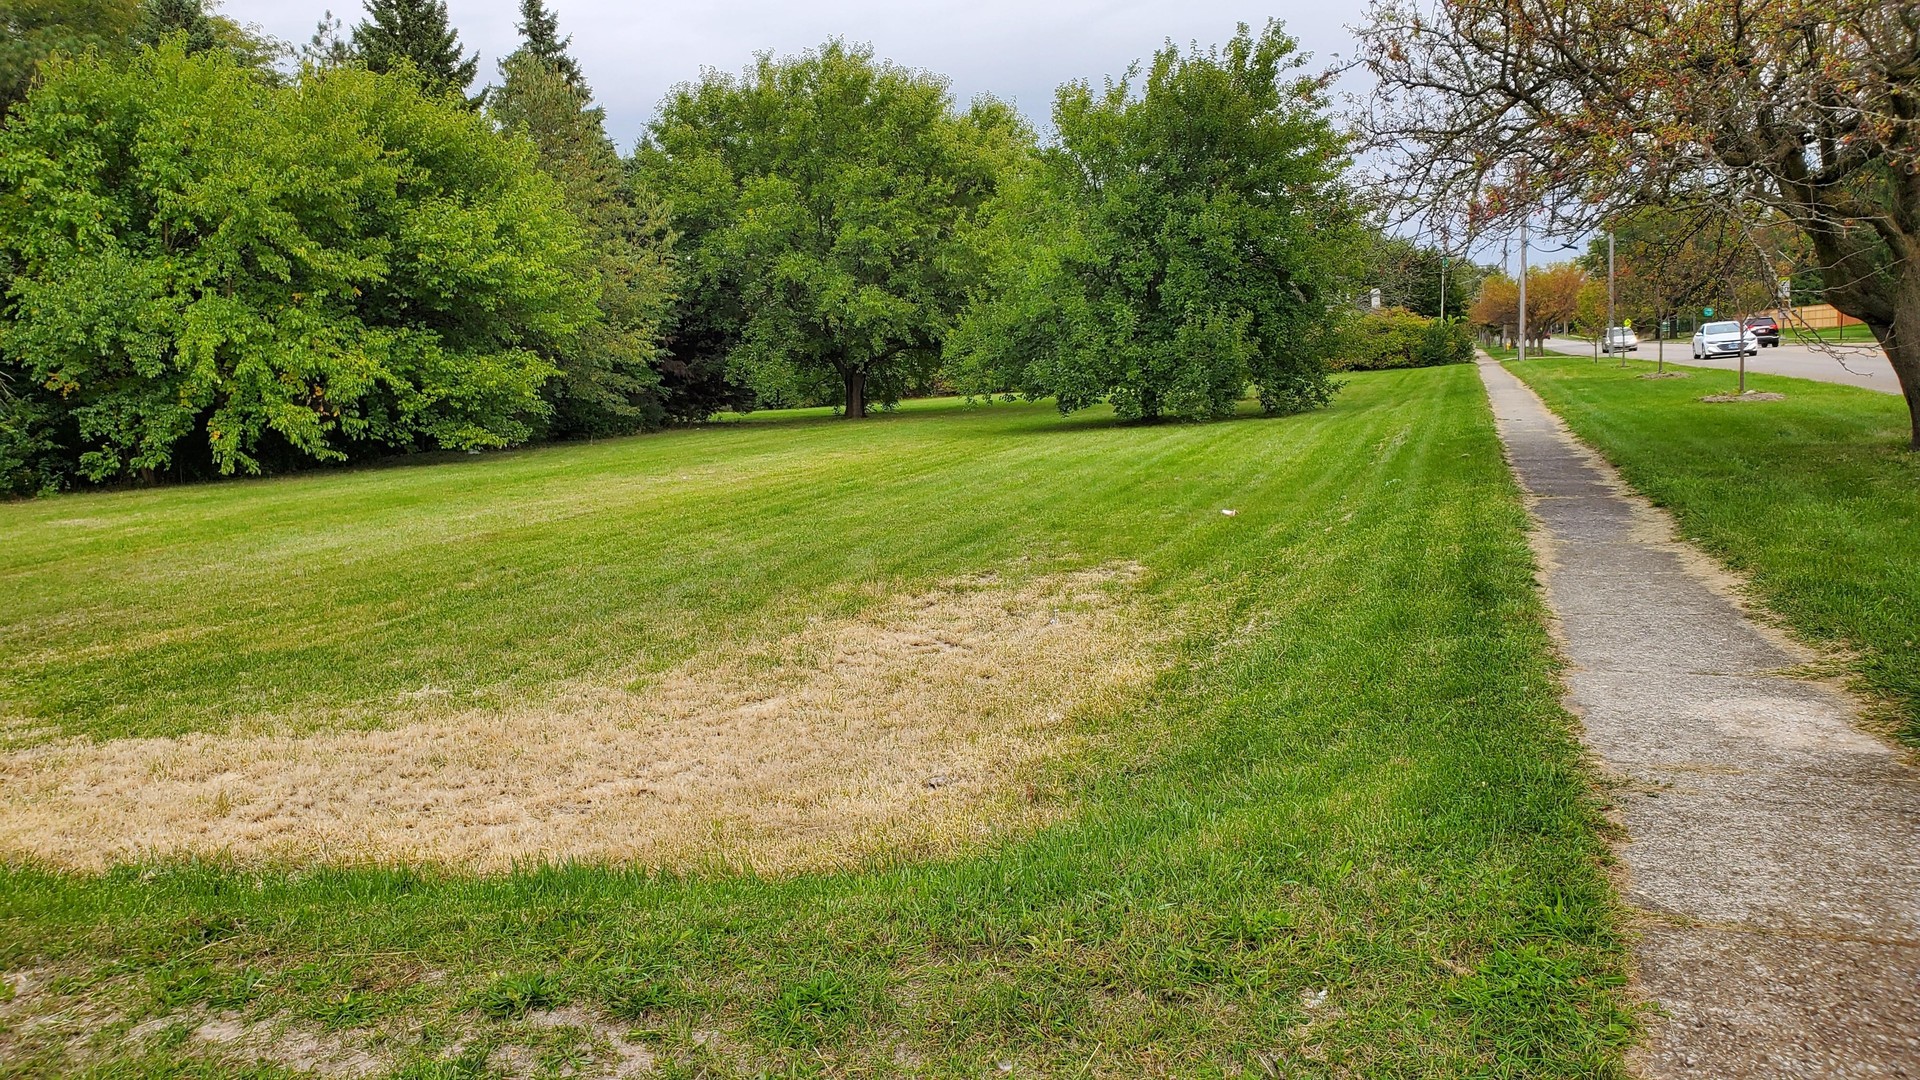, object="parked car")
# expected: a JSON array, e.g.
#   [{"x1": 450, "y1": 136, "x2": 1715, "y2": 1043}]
[
  {"x1": 1743, "y1": 314, "x2": 1781, "y2": 347},
  {"x1": 1601, "y1": 326, "x2": 1639, "y2": 353},
  {"x1": 1692, "y1": 320, "x2": 1758, "y2": 359}
]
